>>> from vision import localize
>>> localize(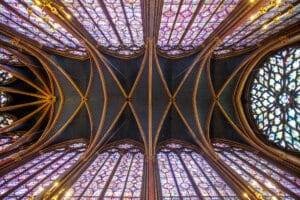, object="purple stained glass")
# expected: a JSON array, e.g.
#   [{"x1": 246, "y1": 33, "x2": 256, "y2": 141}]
[
  {"x1": 157, "y1": 143, "x2": 237, "y2": 198},
  {"x1": 105, "y1": 153, "x2": 134, "y2": 197},
  {"x1": 0, "y1": 0, "x2": 86, "y2": 56},
  {"x1": 61, "y1": 0, "x2": 144, "y2": 55},
  {"x1": 158, "y1": 0, "x2": 240, "y2": 55},
  {"x1": 214, "y1": 142, "x2": 300, "y2": 199},
  {"x1": 0, "y1": 137, "x2": 13, "y2": 151},
  {"x1": 0, "y1": 48, "x2": 20, "y2": 65},
  {"x1": 157, "y1": 152, "x2": 180, "y2": 197},
  {"x1": 215, "y1": 1, "x2": 300, "y2": 56},
  {"x1": 122, "y1": 153, "x2": 144, "y2": 198},
  {"x1": 64, "y1": 143, "x2": 144, "y2": 199},
  {"x1": 0, "y1": 143, "x2": 86, "y2": 198},
  {"x1": 118, "y1": 143, "x2": 134, "y2": 149},
  {"x1": 0, "y1": 134, "x2": 19, "y2": 151}
]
